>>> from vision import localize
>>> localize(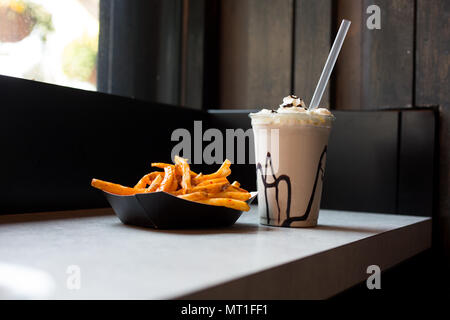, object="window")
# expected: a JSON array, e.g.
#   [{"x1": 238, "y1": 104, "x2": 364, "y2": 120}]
[
  {"x1": 0, "y1": 0, "x2": 207, "y2": 109},
  {"x1": 0, "y1": 0, "x2": 99, "y2": 91}
]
